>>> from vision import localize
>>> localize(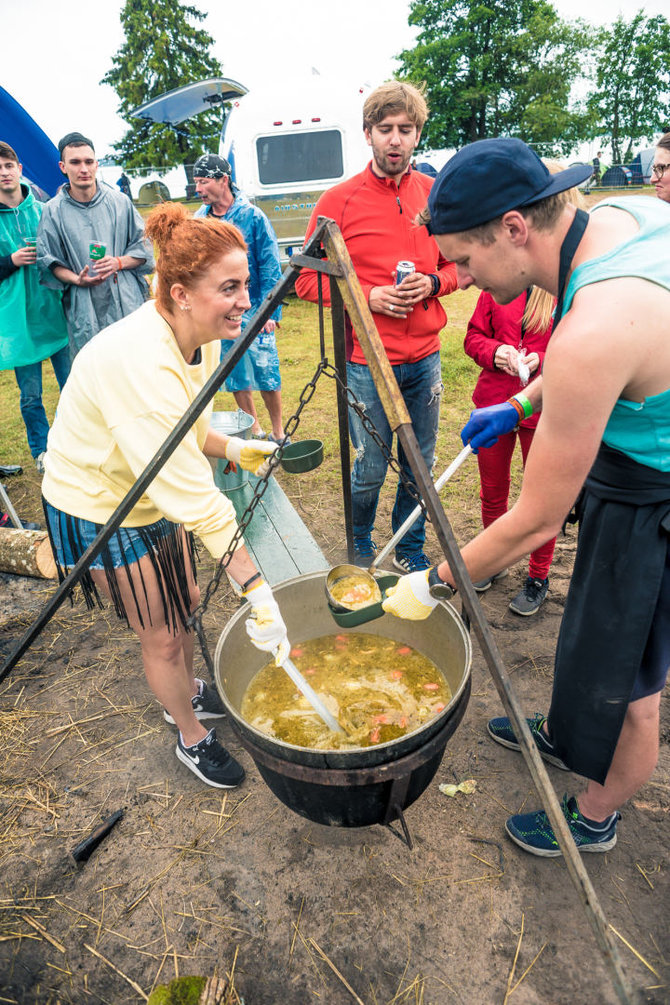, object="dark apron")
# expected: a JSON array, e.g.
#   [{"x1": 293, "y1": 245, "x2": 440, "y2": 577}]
[{"x1": 549, "y1": 444, "x2": 670, "y2": 783}]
